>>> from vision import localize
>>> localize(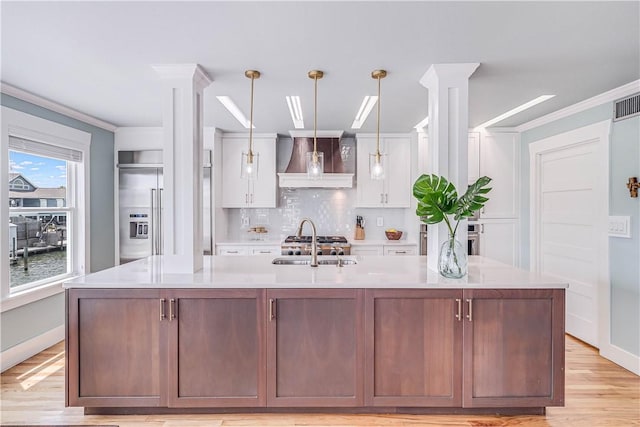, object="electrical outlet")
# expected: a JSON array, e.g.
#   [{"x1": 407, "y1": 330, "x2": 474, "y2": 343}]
[
  {"x1": 241, "y1": 216, "x2": 250, "y2": 227},
  {"x1": 608, "y1": 216, "x2": 631, "y2": 238},
  {"x1": 376, "y1": 217, "x2": 384, "y2": 227}
]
